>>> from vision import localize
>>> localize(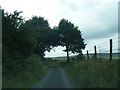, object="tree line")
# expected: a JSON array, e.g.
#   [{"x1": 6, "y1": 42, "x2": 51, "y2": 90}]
[{"x1": 2, "y1": 9, "x2": 86, "y2": 75}]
